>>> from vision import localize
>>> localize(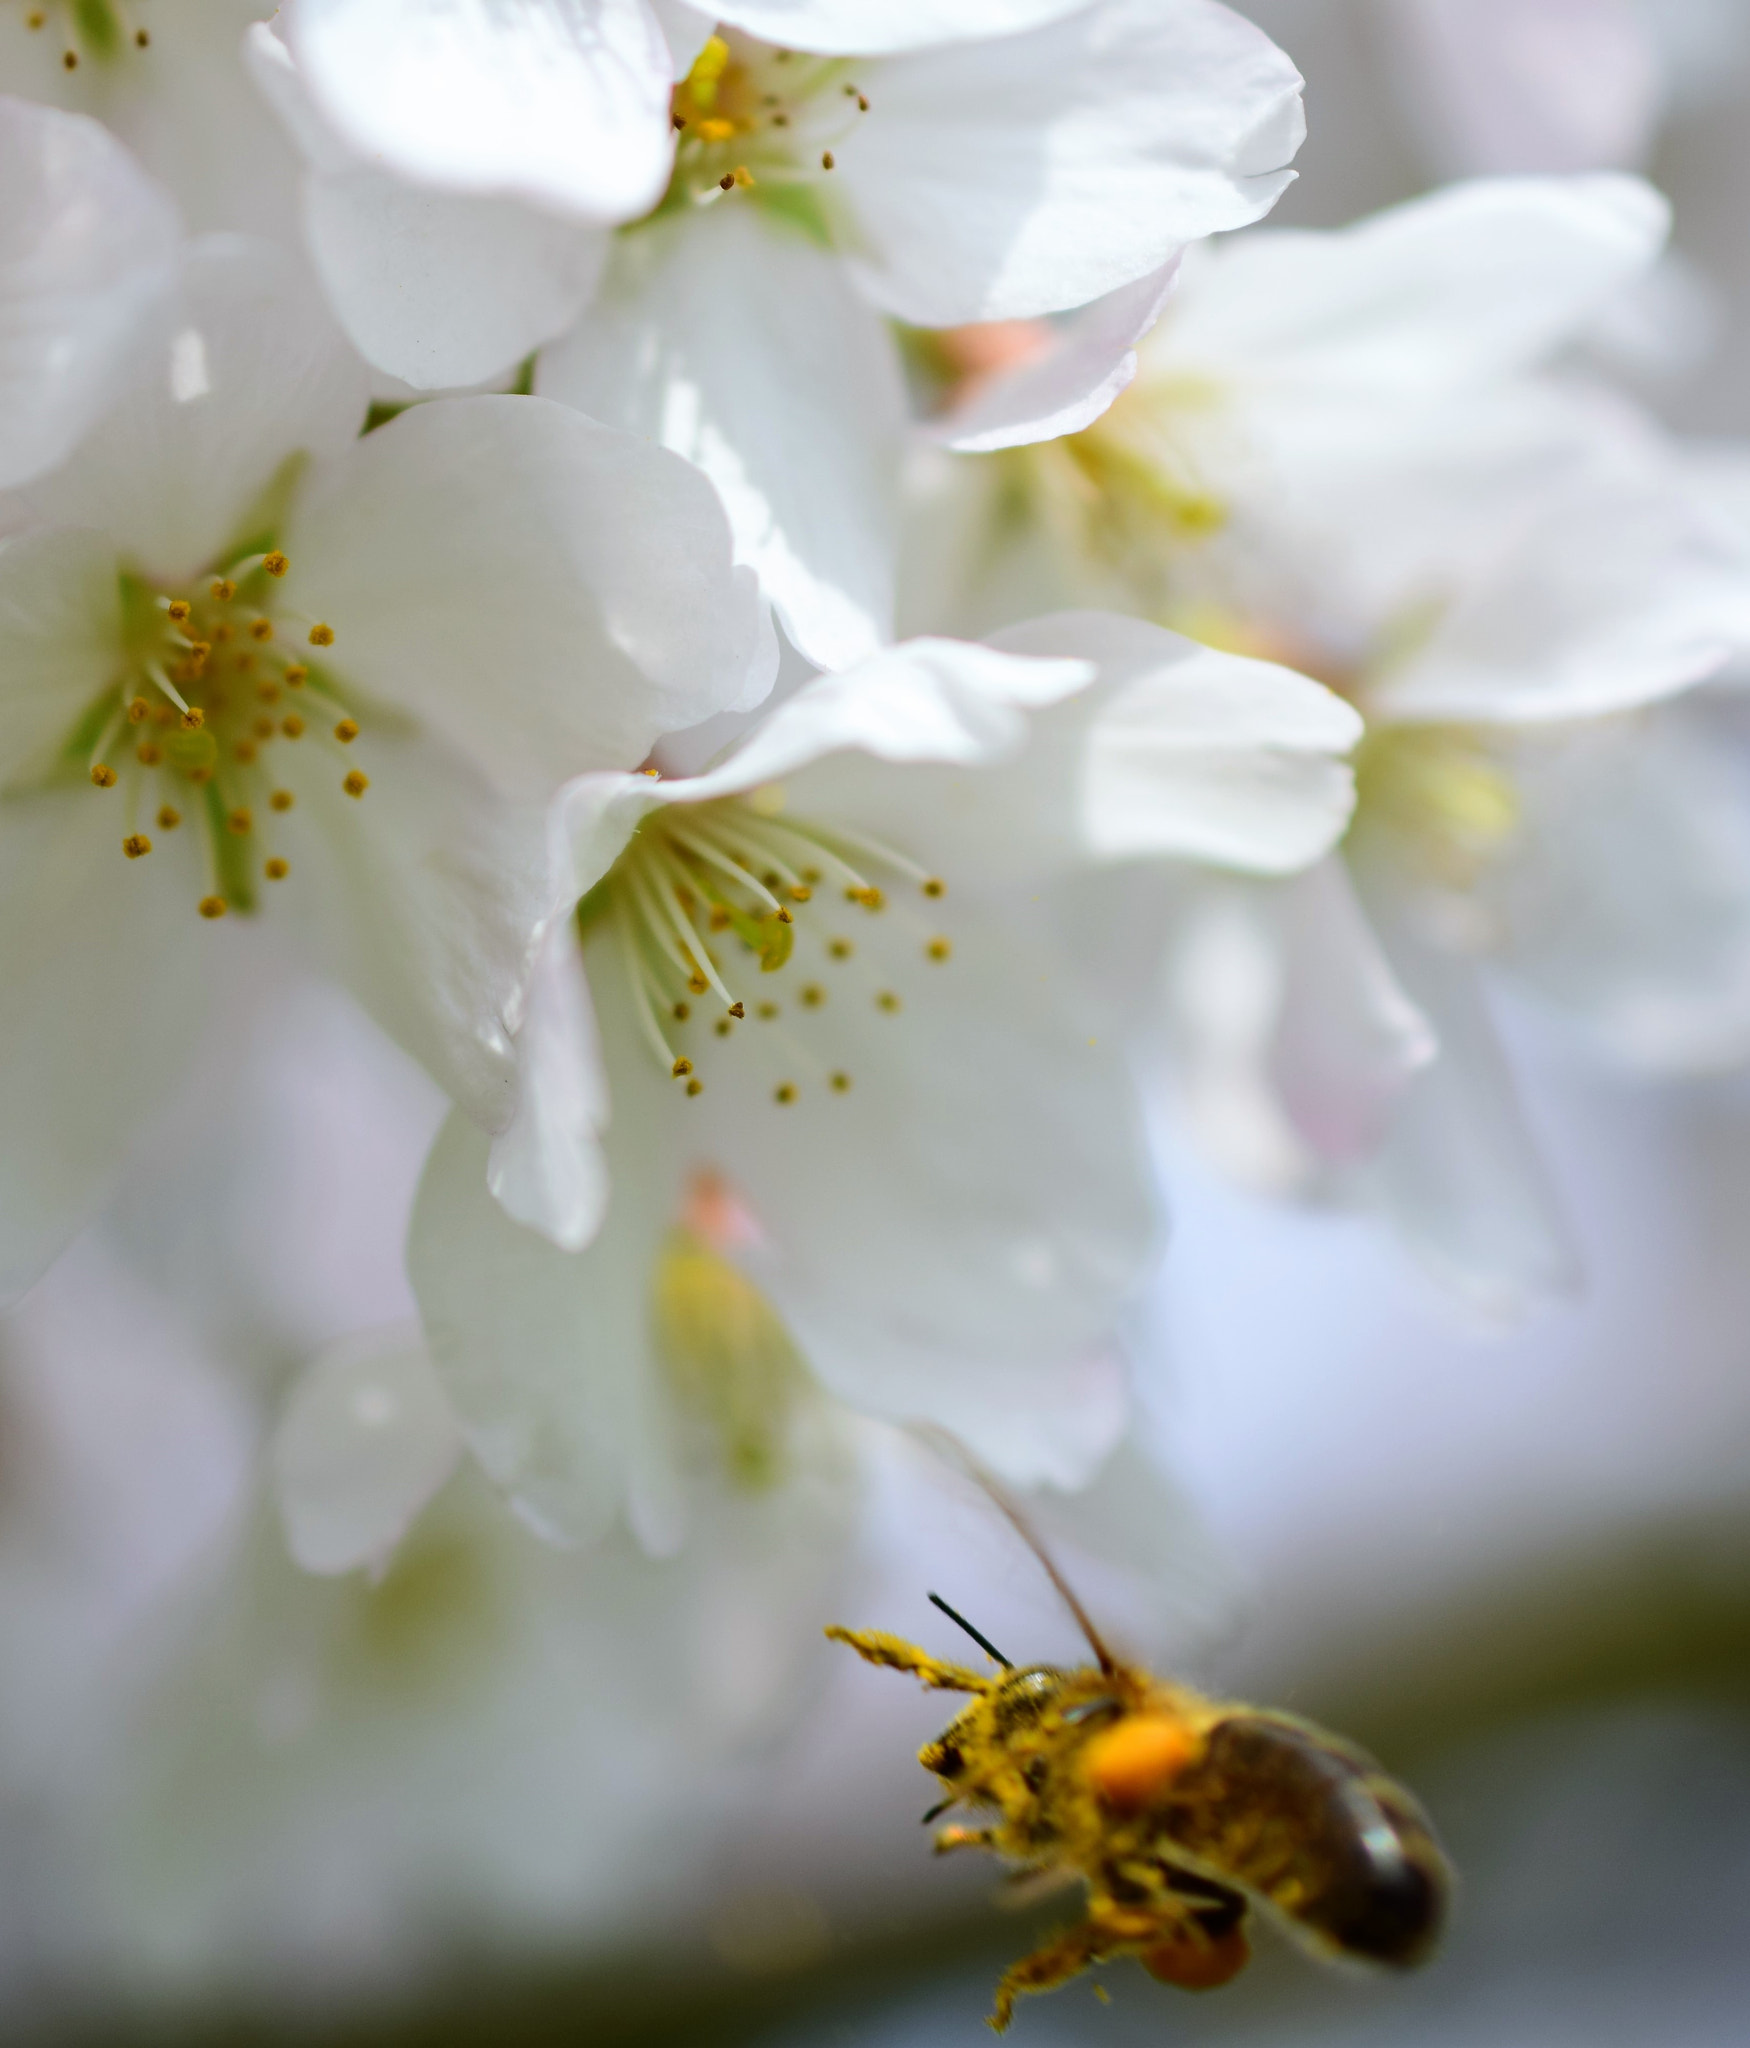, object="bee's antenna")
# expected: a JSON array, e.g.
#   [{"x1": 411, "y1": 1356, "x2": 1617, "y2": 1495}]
[
  {"x1": 913, "y1": 1424, "x2": 1119, "y2": 1677},
  {"x1": 929, "y1": 1592, "x2": 1012, "y2": 1668}
]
